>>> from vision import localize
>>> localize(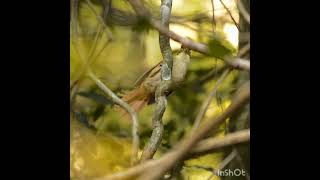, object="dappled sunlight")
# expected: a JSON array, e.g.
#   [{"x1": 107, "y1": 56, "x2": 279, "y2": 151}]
[{"x1": 223, "y1": 23, "x2": 239, "y2": 48}]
